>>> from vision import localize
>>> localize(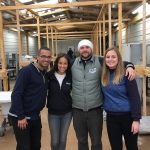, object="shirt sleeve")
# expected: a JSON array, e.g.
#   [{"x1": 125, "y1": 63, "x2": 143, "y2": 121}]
[
  {"x1": 123, "y1": 61, "x2": 135, "y2": 69},
  {"x1": 125, "y1": 76, "x2": 141, "y2": 121},
  {"x1": 11, "y1": 68, "x2": 30, "y2": 119}
]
